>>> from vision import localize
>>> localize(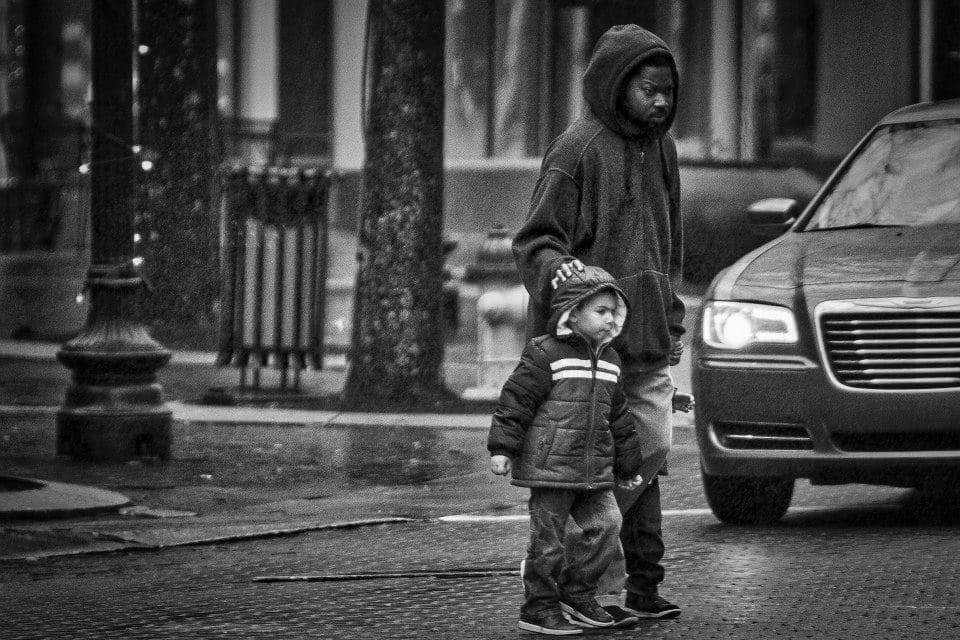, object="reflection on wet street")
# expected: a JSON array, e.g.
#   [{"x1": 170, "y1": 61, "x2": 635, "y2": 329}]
[{"x1": 341, "y1": 425, "x2": 480, "y2": 485}]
